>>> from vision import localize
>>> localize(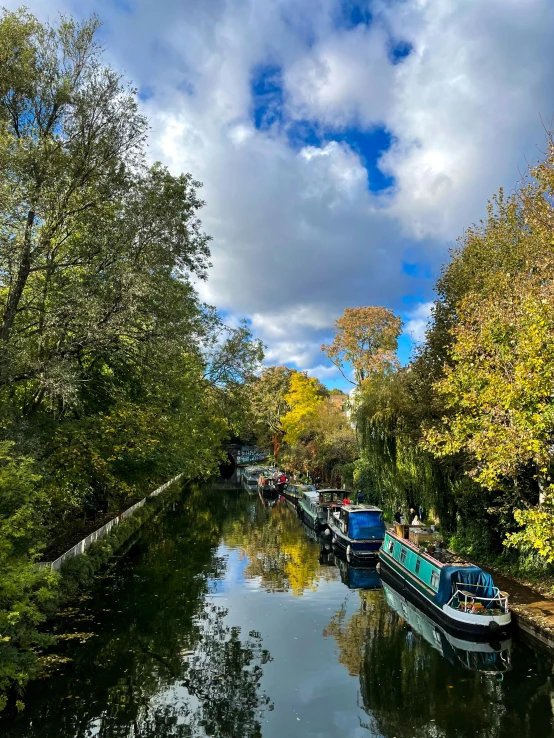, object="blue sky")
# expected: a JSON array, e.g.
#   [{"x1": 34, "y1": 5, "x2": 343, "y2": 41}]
[{"x1": 10, "y1": 0, "x2": 554, "y2": 390}]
